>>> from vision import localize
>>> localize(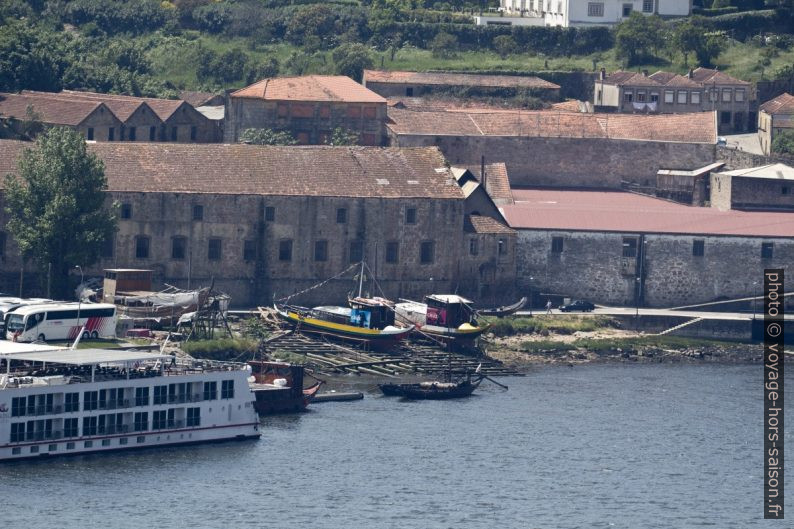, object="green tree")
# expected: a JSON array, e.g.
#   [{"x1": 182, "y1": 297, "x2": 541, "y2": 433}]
[
  {"x1": 772, "y1": 130, "x2": 794, "y2": 155},
  {"x1": 325, "y1": 127, "x2": 360, "y2": 146},
  {"x1": 492, "y1": 35, "x2": 517, "y2": 59},
  {"x1": 615, "y1": 12, "x2": 665, "y2": 66},
  {"x1": 430, "y1": 32, "x2": 458, "y2": 59},
  {"x1": 332, "y1": 43, "x2": 374, "y2": 83},
  {"x1": 239, "y1": 128, "x2": 297, "y2": 146},
  {"x1": 246, "y1": 57, "x2": 280, "y2": 85},
  {"x1": 4, "y1": 128, "x2": 117, "y2": 299}
]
